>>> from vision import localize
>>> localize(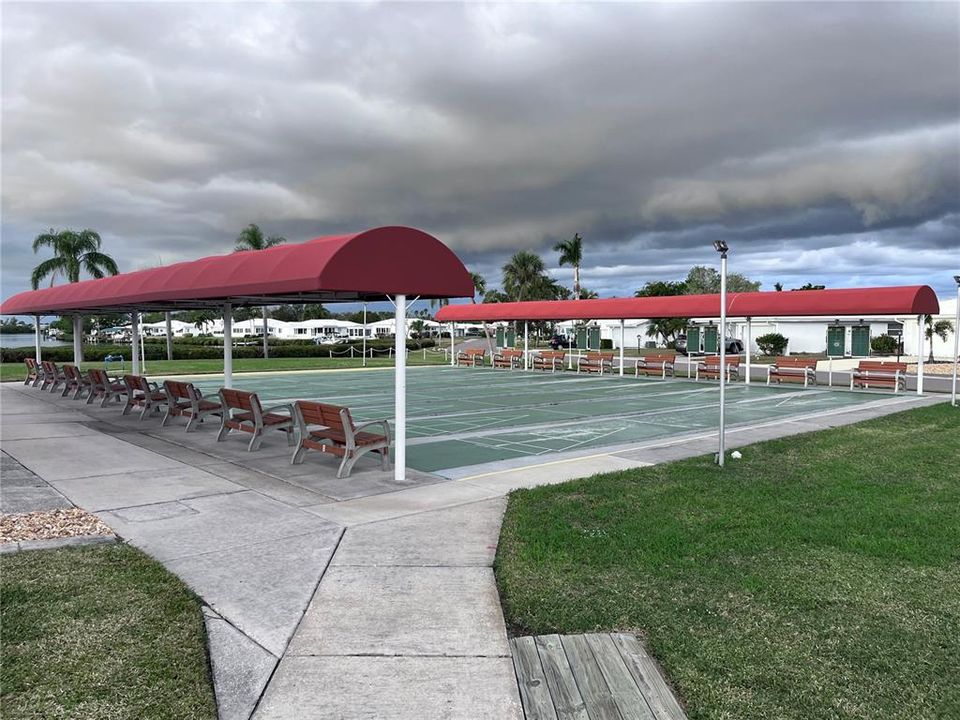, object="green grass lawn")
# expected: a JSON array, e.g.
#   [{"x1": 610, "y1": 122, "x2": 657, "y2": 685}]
[
  {"x1": 0, "y1": 352, "x2": 448, "y2": 382},
  {"x1": 1, "y1": 543, "x2": 216, "y2": 719},
  {"x1": 496, "y1": 403, "x2": 960, "y2": 720}
]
